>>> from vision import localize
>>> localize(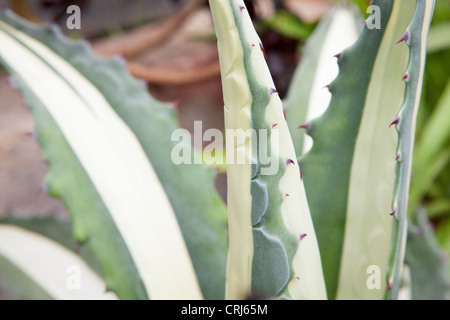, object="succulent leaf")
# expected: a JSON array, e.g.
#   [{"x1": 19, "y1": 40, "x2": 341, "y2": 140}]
[
  {"x1": 209, "y1": 0, "x2": 326, "y2": 300},
  {"x1": 409, "y1": 78, "x2": 450, "y2": 214},
  {"x1": 0, "y1": 224, "x2": 117, "y2": 300},
  {"x1": 284, "y1": 4, "x2": 362, "y2": 157},
  {"x1": 299, "y1": 0, "x2": 434, "y2": 299},
  {"x1": 405, "y1": 209, "x2": 450, "y2": 300},
  {"x1": 0, "y1": 10, "x2": 228, "y2": 300},
  {"x1": 385, "y1": 0, "x2": 435, "y2": 300}
]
